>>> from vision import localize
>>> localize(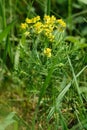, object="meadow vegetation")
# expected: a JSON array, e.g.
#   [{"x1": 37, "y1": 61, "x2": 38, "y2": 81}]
[{"x1": 0, "y1": 0, "x2": 87, "y2": 130}]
